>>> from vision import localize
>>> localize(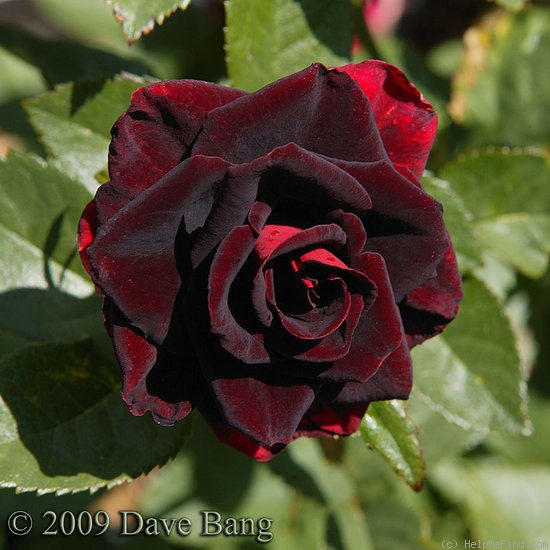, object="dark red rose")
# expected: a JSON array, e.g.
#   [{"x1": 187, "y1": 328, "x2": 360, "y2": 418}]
[{"x1": 78, "y1": 61, "x2": 462, "y2": 460}]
